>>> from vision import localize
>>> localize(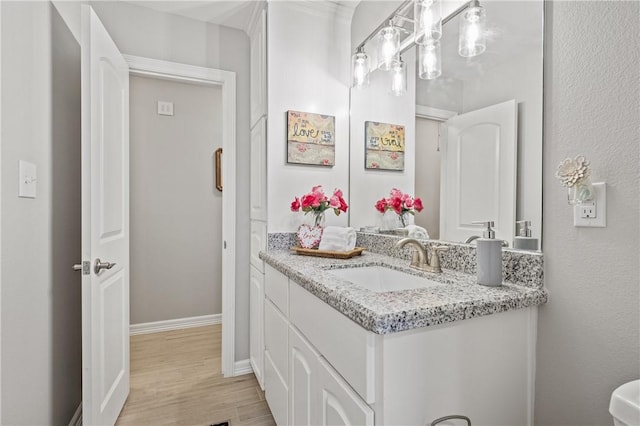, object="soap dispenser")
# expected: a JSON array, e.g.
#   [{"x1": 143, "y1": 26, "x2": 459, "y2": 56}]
[
  {"x1": 513, "y1": 220, "x2": 539, "y2": 251},
  {"x1": 472, "y1": 221, "x2": 503, "y2": 287}
]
